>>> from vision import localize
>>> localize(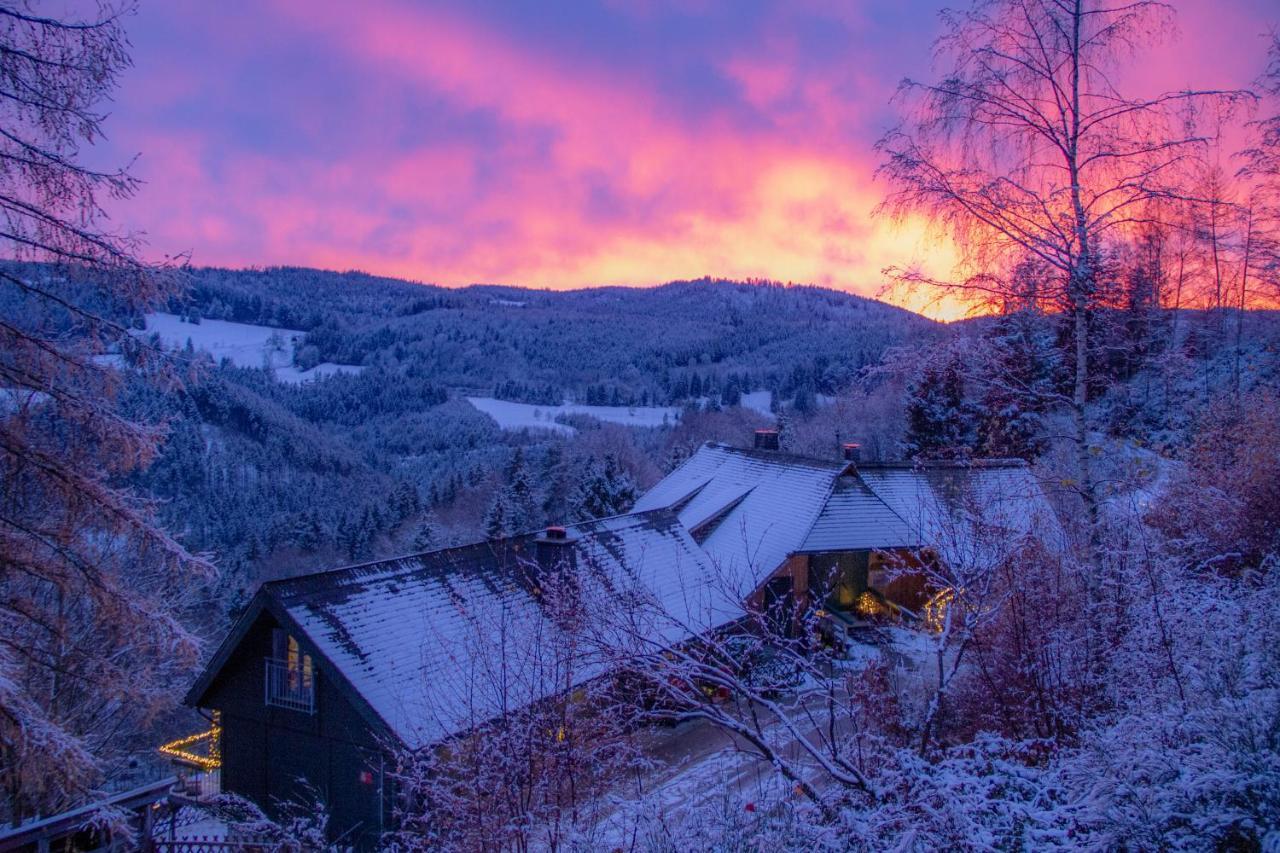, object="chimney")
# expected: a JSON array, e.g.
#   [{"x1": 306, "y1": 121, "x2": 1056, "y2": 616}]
[
  {"x1": 531, "y1": 526, "x2": 581, "y2": 622},
  {"x1": 842, "y1": 442, "x2": 862, "y2": 463},
  {"x1": 532, "y1": 525, "x2": 577, "y2": 587},
  {"x1": 754, "y1": 428, "x2": 780, "y2": 451}
]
